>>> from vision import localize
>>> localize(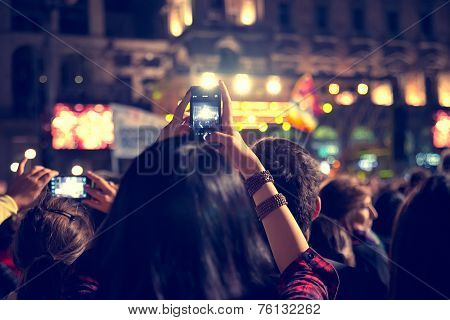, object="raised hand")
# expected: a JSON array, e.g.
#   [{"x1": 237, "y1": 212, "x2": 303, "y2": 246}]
[{"x1": 6, "y1": 158, "x2": 59, "y2": 211}]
